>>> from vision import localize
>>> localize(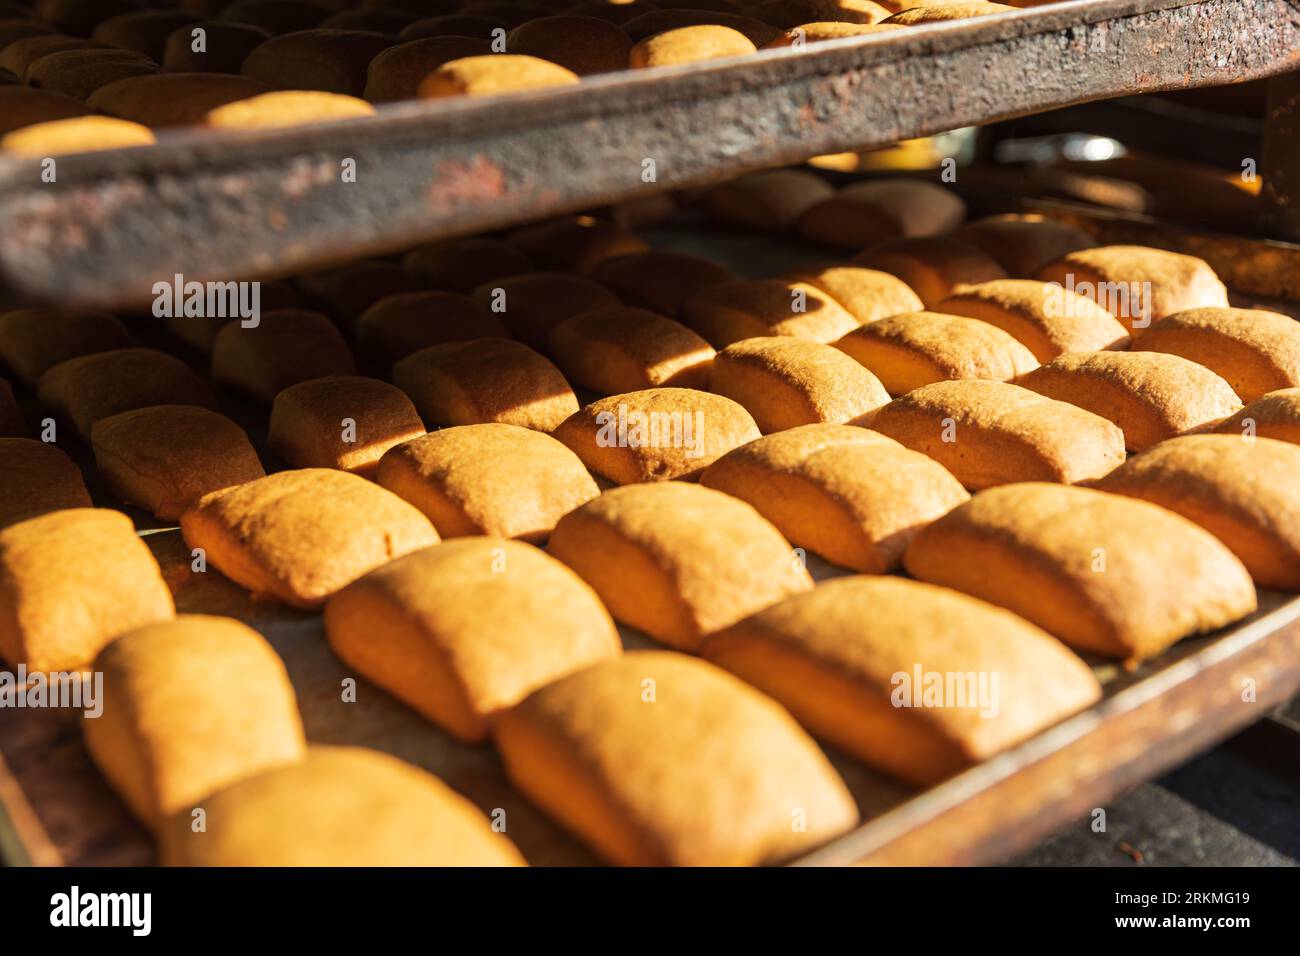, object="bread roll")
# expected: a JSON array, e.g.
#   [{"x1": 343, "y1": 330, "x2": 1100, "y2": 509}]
[
  {"x1": 1, "y1": 36, "x2": 109, "y2": 81},
  {"x1": 903, "y1": 482, "x2": 1256, "y2": 661},
  {"x1": 364, "y1": 35, "x2": 490, "y2": 101},
  {"x1": 853, "y1": 236, "x2": 1008, "y2": 307},
  {"x1": 377, "y1": 422, "x2": 598, "y2": 540},
  {"x1": 834, "y1": 310, "x2": 1038, "y2": 395},
  {"x1": 211, "y1": 309, "x2": 355, "y2": 405},
  {"x1": 268, "y1": 376, "x2": 425, "y2": 478},
  {"x1": 622, "y1": 9, "x2": 782, "y2": 46},
  {"x1": 702, "y1": 576, "x2": 1101, "y2": 784},
  {"x1": 460, "y1": 1, "x2": 556, "y2": 27},
  {"x1": 295, "y1": 260, "x2": 425, "y2": 331},
  {"x1": 163, "y1": 21, "x2": 271, "y2": 74},
  {"x1": 0, "y1": 307, "x2": 130, "y2": 389},
  {"x1": 0, "y1": 20, "x2": 59, "y2": 52},
  {"x1": 325, "y1": 537, "x2": 620, "y2": 742},
  {"x1": 26, "y1": 48, "x2": 159, "y2": 100},
  {"x1": 496, "y1": 651, "x2": 857, "y2": 865},
  {"x1": 553, "y1": 387, "x2": 759, "y2": 482},
  {"x1": 763, "y1": 21, "x2": 904, "y2": 46},
  {"x1": 0, "y1": 114, "x2": 155, "y2": 154},
  {"x1": 0, "y1": 508, "x2": 174, "y2": 672},
  {"x1": 701, "y1": 424, "x2": 968, "y2": 570},
  {"x1": 400, "y1": 14, "x2": 511, "y2": 41},
  {"x1": 1216, "y1": 387, "x2": 1300, "y2": 445},
  {"x1": 588, "y1": 250, "x2": 733, "y2": 318},
  {"x1": 754, "y1": 0, "x2": 889, "y2": 28},
  {"x1": 88, "y1": 71, "x2": 271, "y2": 126},
  {"x1": 1131, "y1": 307, "x2": 1300, "y2": 403},
  {"x1": 882, "y1": 1, "x2": 1016, "y2": 21},
  {"x1": 798, "y1": 179, "x2": 966, "y2": 249},
  {"x1": 704, "y1": 169, "x2": 834, "y2": 232},
  {"x1": 84, "y1": 615, "x2": 305, "y2": 831},
  {"x1": 507, "y1": 215, "x2": 648, "y2": 273},
  {"x1": 34, "y1": 0, "x2": 146, "y2": 37},
  {"x1": 1036, "y1": 245, "x2": 1229, "y2": 331},
  {"x1": 37, "y1": 348, "x2": 216, "y2": 440},
  {"x1": 204, "y1": 89, "x2": 375, "y2": 127},
  {"x1": 1017, "y1": 351, "x2": 1243, "y2": 452},
  {"x1": 506, "y1": 15, "x2": 631, "y2": 74},
  {"x1": 952, "y1": 214, "x2": 1096, "y2": 277},
  {"x1": 682, "y1": 278, "x2": 860, "y2": 347},
  {"x1": 566, "y1": 0, "x2": 660, "y2": 25},
  {"x1": 419, "y1": 53, "x2": 580, "y2": 97},
  {"x1": 629, "y1": 24, "x2": 756, "y2": 66},
  {"x1": 180, "y1": 468, "x2": 438, "y2": 609},
  {"x1": 322, "y1": 8, "x2": 420, "y2": 32},
  {"x1": 0, "y1": 378, "x2": 21, "y2": 436},
  {"x1": 470, "y1": 271, "x2": 619, "y2": 350},
  {"x1": 548, "y1": 306, "x2": 715, "y2": 392},
  {"x1": 356, "y1": 291, "x2": 508, "y2": 371},
  {"x1": 1095, "y1": 434, "x2": 1300, "y2": 589},
  {"x1": 0, "y1": 86, "x2": 90, "y2": 136},
  {"x1": 402, "y1": 237, "x2": 534, "y2": 292},
  {"x1": 937, "y1": 279, "x2": 1130, "y2": 362},
  {"x1": 785, "y1": 263, "x2": 923, "y2": 326},
  {"x1": 219, "y1": 0, "x2": 330, "y2": 35},
  {"x1": 869, "y1": 380, "x2": 1126, "y2": 489},
  {"x1": 241, "y1": 28, "x2": 396, "y2": 95},
  {"x1": 92, "y1": 9, "x2": 197, "y2": 60},
  {"x1": 0, "y1": 437, "x2": 92, "y2": 528},
  {"x1": 160, "y1": 746, "x2": 525, "y2": 866}
]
